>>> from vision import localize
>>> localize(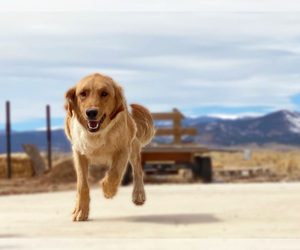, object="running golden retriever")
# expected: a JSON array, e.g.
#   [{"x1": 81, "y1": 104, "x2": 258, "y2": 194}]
[{"x1": 64, "y1": 73, "x2": 155, "y2": 221}]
